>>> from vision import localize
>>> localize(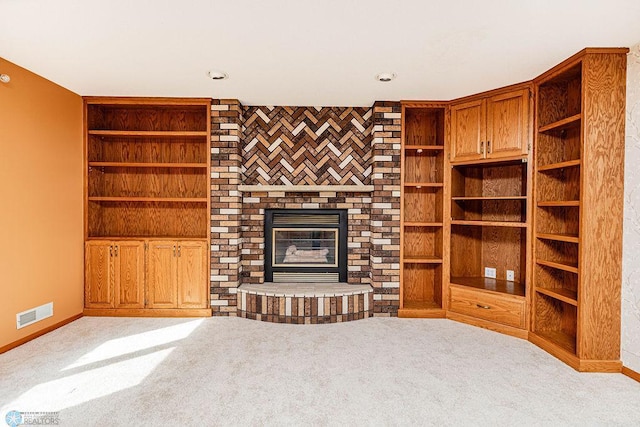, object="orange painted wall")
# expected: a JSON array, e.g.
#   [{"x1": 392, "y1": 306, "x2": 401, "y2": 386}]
[{"x1": 0, "y1": 58, "x2": 83, "y2": 348}]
